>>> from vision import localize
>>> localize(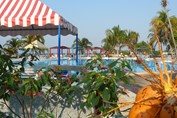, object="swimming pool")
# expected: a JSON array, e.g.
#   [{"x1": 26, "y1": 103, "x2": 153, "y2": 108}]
[{"x1": 29, "y1": 58, "x2": 177, "y2": 73}]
